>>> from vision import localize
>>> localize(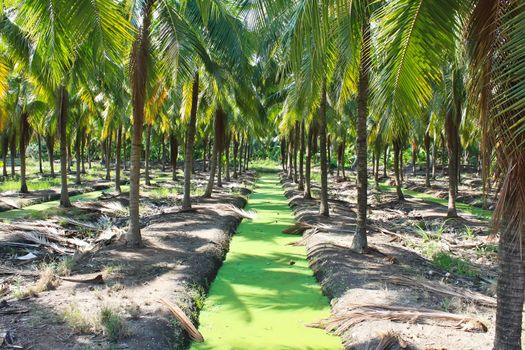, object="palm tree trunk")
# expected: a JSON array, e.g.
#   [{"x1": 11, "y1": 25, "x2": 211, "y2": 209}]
[
  {"x1": 47, "y1": 136, "x2": 55, "y2": 178},
  {"x1": 115, "y1": 125, "x2": 122, "y2": 193},
  {"x1": 352, "y1": 20, "x2": 371, "y2": 252},
  {"x1": 374, "y1": 152, "x2": 380, "y2": 189},
  {"x1": 204, "y1": 139, "x2": 217, "y2": 198},
  {"x1": 217, "y1": 149, "x2": 223, "y2": 188},
  {"x1": 304, "y1": 124, "x2": 313, "y2": 199},
  {"x1": 319, "y1": 77, "x2": 329, "y2": 217},
  {"x1": 327, "y1": 135, "x2": 332, "y2": 175},
  {"x1": 106, "y1": 129, "x2": 112, "y2": 181},
  {"x1": 424, "y1": 131, "x2": 431, "y2": 187},
  {"x1": 127, "y1": 0, "x2": 154, "y2": 246},
  {"x1": 494, "y1": 216, "x2": 525, "y2": 349},
  {"x1": 456, "y1": 147, "x2": 461, "y2": 189},
  {"x1": 244, "y1": 141, "x2": 249, "y2": 172},
  {"x1": 432, "y1": 139, "x2": 436, "y2": 179},
  {"x1": 170, "y1": 133, "x2": 178, "y2": 181},
  {"x1": 371, "y1": 152, "x2": 376, "y2": 178},
  {"x1": 383, "y1": 146, "x2": 388, "y2": 177},
  {"x1": 393, "y1": 141, "x2": 404, "y2": 201},
  {"x1": 293, "y1": 124, "x2": 299, "y2": 183},
  {"x1": 225, "y1": 133, "x2": 231, "y2": 182},
  {"x1": 81, "y1": 128, "x2": 86, "y2": 174},
  {"x1": 182, "y1": 72, "x2": 199, "y2": 210},
  {"x1": 145, "y1": 124, "x2": 151, "y2": 186},
  {"x1": 205, "y1": 108, "x2": 225, "y2": 196},
  {"x1": 238, "y1": 135, "x2": 244, "y2": 174},
  {"x1": 337, "y1": 143, "x2": 342, "y2": 178},
  {"x1": 445, "y1": 110, "x2": 459, "y2": 217},
  {"x1": 161, "y1": 134, "x2": 166, "y2": 172},
  {"x1": 202, "y1": 137, "x2": 208, "y2": 172},
  {"x1": 411, "y1": 140, "x2": 417, "y2": 177},
  {"x1": 341, "y1": 134, "x2": 346, "y2": 180},
  {"x1": 58, "y1": 85, "x2": 71, "y2": 207},
  {"x1": 441, "y1": 135, "x2": 446, "y2": 176},
  {"x1": 400, "y1": 147, "x2": 404, "y2": 183},
  {"x1": 298, "y1": 120, "x2": 305, "y2": 191},
  {"x1": 37, "y1": 133, "x2": 43, "y2": 174},
  {"x1": 122, "y1": 133, "x2": 126, "y2": 171},
  {"x1": 10, "y1": 132, "x2": 15, "y2": 177},
  {"x1": 248, "y1": 144, "x2": 252, "y2": 170},
  {"x1": 67, "y1": 143, "x2": 72, "y2": 173},
  {"x1": 2, "y1": 136, "x2": 8, "y2": 177},
  {"x1": 233, "y1": 135, "x2": 239, "y2": 179},
  {"x1": 19, "y1": 112, "x2": 29, "y2": 193},
  {"x1": 281, "y1": 137, "x2": 286, "y2": 172},
  {"x1": 206, "y1": 138, "x2": 212, "y2": 173},
  {"x1": 75, "y1": 129, "x2": 81, "y2": 185},
  {"x1": 287, "y1": 133, "x2": 293, "y2": 179}
]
